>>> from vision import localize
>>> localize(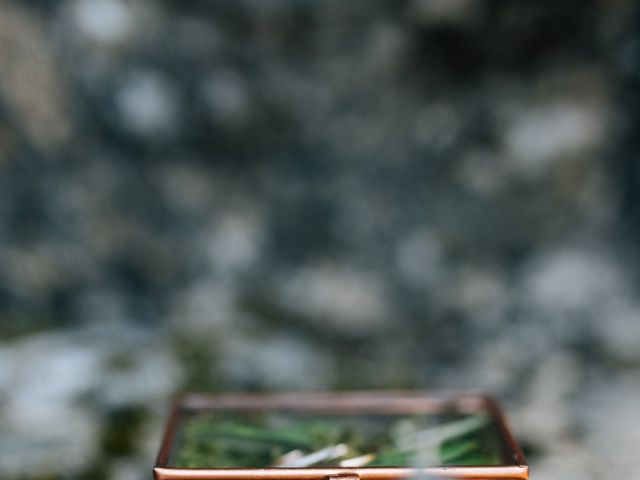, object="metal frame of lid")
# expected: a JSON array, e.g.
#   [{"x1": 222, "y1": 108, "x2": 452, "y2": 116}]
[{"x1": 154, "y1": 391, "x2": 528, "y2": 480}]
